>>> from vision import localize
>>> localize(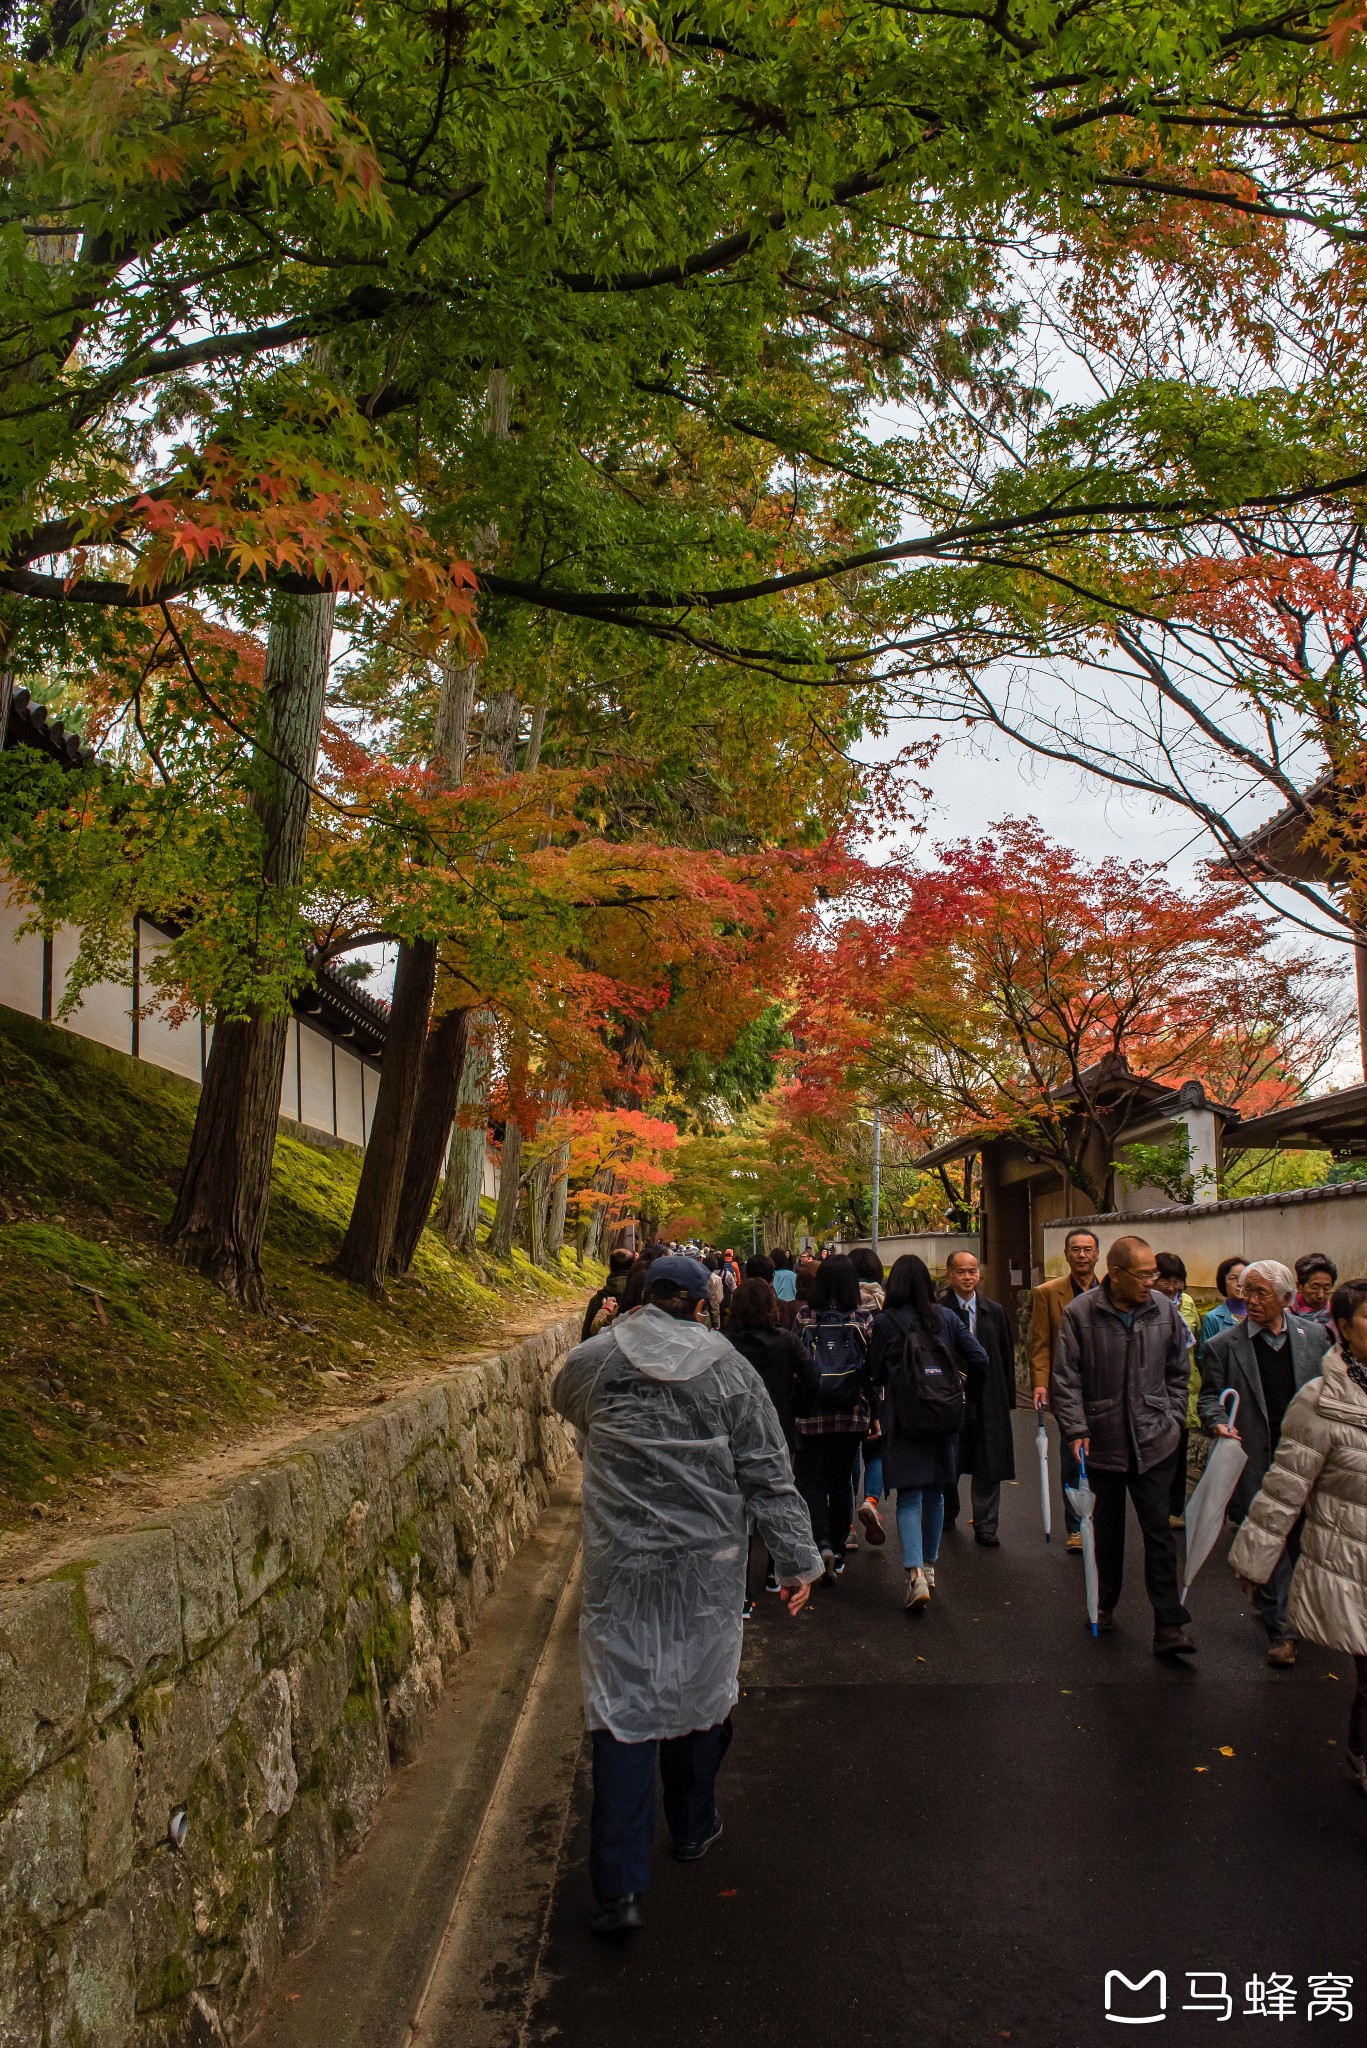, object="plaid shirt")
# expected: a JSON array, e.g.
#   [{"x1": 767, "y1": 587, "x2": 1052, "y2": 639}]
[{"x1": 792, "y1": 1304, "x2": 877, "y2": 1436}]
